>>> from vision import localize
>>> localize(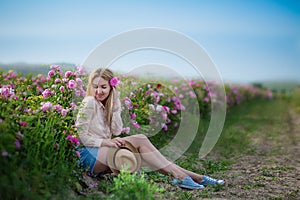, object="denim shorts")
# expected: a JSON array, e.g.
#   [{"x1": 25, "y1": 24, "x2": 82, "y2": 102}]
[{"x1": 78, "y1": 147, "x2": 99, "y2": 175}]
